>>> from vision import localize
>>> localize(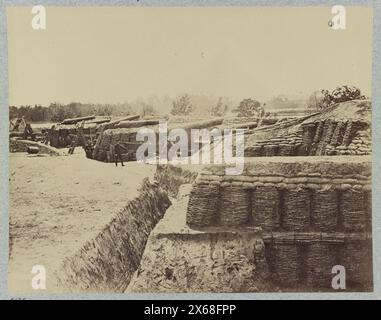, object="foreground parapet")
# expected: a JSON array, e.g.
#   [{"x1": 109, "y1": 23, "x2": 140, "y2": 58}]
[
  {"x1": 128, "y1": 156, "x2": 372, "y2": 292},
  {"x1": 186, "y1": 156, "x2": 372, "y2": 291}
]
